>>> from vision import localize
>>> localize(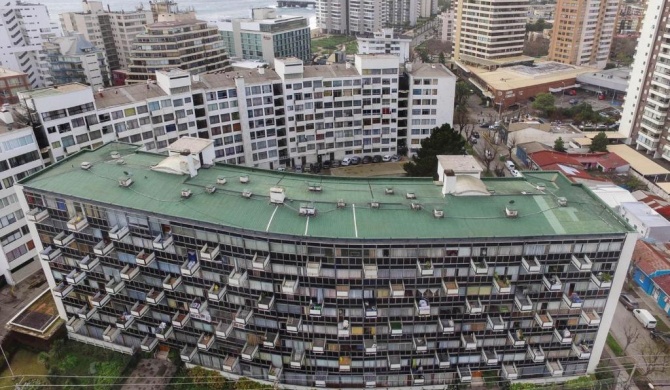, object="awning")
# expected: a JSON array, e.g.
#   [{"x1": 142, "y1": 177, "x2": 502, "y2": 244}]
[
  {"x1": 454, "y1": 60, "x2": 471, "y2": 73},
  {"x1": 548, "y1": 84, "x2": 581, "y2": 93},
  {"x1": 467, "y1": 78, "x2": 494, "y2": 99}
]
